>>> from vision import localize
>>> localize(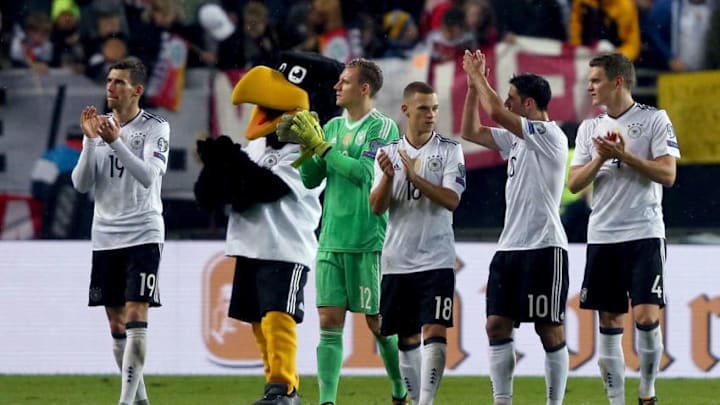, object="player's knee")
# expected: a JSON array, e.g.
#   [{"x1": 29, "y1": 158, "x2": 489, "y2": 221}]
[
  {"x1": 485, "y1": 317, "x2": 512, "y2": 341},
  {"x1": 633, "y1": 304, "x2": 660, "y2": 326},
  {"x1": 318, "y1": 307, "x2": 345, "y2": 328},
  {"x1": 365, "y1": 314, "x2": 381, "y2": 336},
  {"x1": 535, "y1": 323, "x2": 565, "y2": 348}
]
